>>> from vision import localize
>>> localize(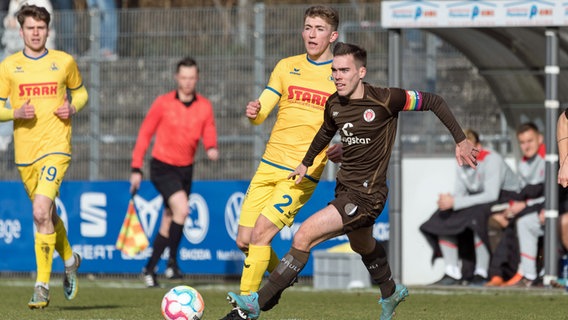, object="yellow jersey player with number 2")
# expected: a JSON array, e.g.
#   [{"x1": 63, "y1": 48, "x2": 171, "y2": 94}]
[
  {"x1": 221, "y1": 5, "x2": 342, "y2": 320},
  {"x1": 0, "y1": 5, "x2": 88, "y2": 309}
]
